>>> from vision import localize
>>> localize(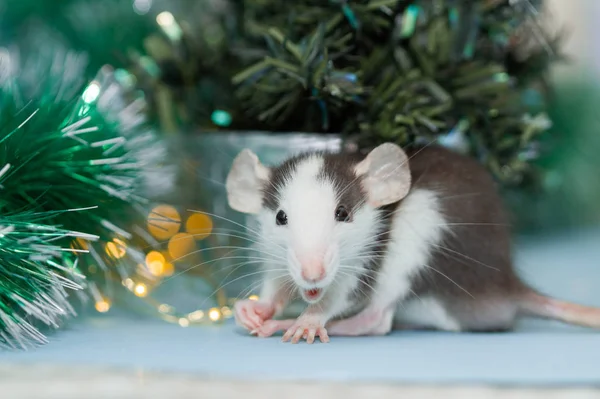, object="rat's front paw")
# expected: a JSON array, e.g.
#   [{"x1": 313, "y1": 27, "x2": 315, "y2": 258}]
[
  {"x1": 234, "y1": 299, "x2": 275, "y2": 331},
  {"x1": 252, "y1": 319, "x2": 296, "y2": 338},
  {"x1": 282, "y1": 316, "x2": 330, "y2": 344}
]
